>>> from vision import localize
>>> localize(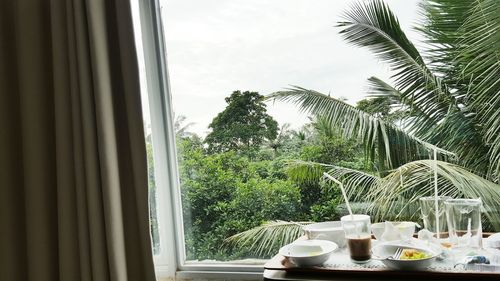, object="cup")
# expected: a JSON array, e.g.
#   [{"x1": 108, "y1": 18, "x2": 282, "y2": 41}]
[
  {"x1": 341, "y1": 214, "x2": 371, "y2": 263},
  {"x1": 444, "y1": 198, "x2": 483, "y2": 248},
  {"x1": 303, "y1": 221, "x2": 346, "y2": 248},
  {"x1": 419, "y1": 196, "x2": 450, "y2": 237}
]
